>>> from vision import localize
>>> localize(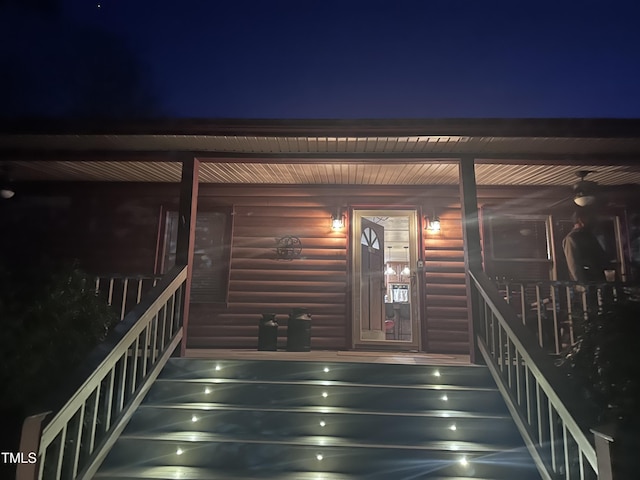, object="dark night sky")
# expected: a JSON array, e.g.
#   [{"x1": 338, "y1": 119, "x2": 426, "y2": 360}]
[{"x1": 2, "y1": 0, "x2": 640, "y2": 119}]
